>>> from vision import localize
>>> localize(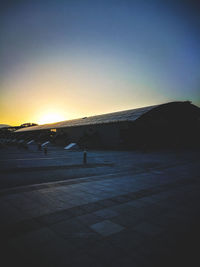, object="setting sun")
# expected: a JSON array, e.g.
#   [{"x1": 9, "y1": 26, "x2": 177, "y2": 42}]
[{"x1": 37, "y1": 112, "x2": 66, "y2": 125}]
